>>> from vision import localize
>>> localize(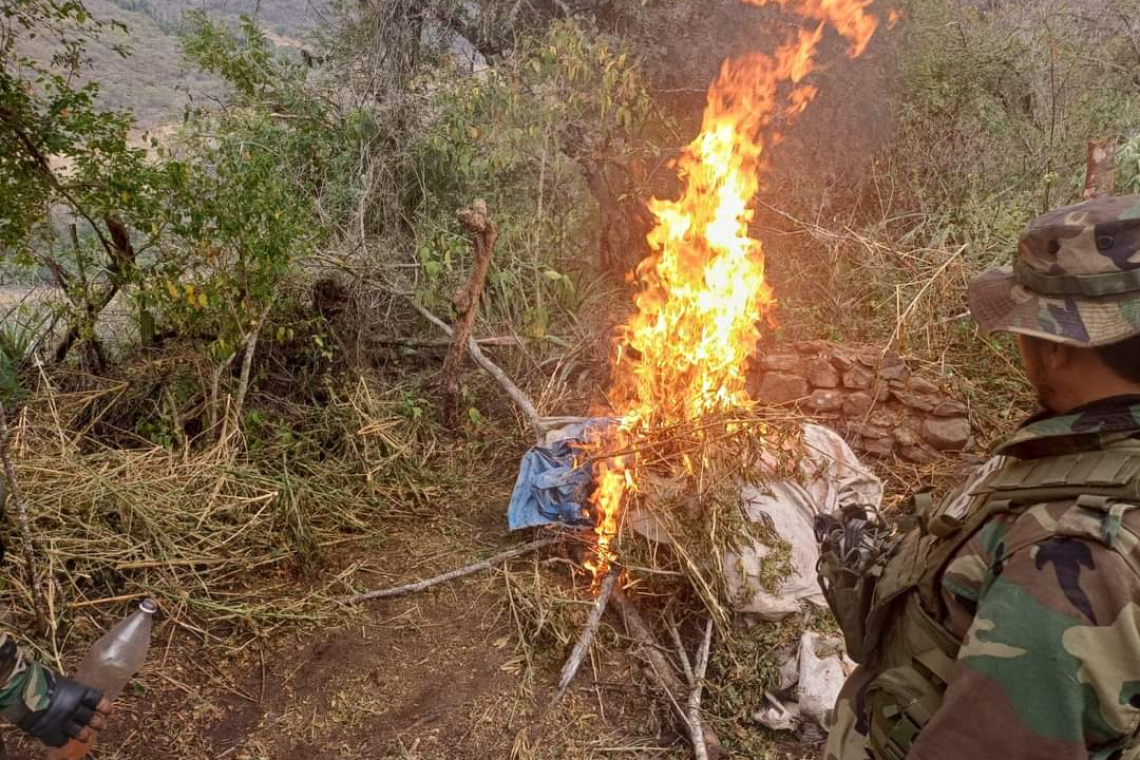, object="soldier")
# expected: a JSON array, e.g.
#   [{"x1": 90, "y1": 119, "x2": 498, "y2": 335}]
[{"x1": 821, "y1": 194, "x2": 1140, "y2": 760}]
